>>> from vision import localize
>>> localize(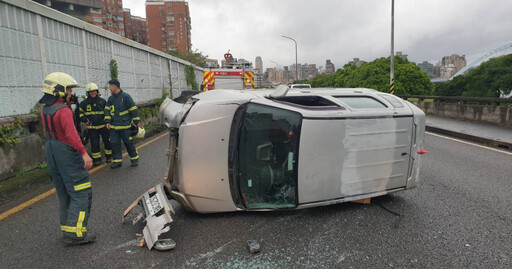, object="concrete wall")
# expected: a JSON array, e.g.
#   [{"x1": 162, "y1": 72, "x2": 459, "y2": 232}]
[
  {"x1": 410, "y1": 100, "x2": 512, "y2": 128},
  {"x1": 0, "y1": 0, "x2": 202, "y2": 117},
  {"x1": 0, "y1": 133, "x2": 46, "y2": 180}
]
